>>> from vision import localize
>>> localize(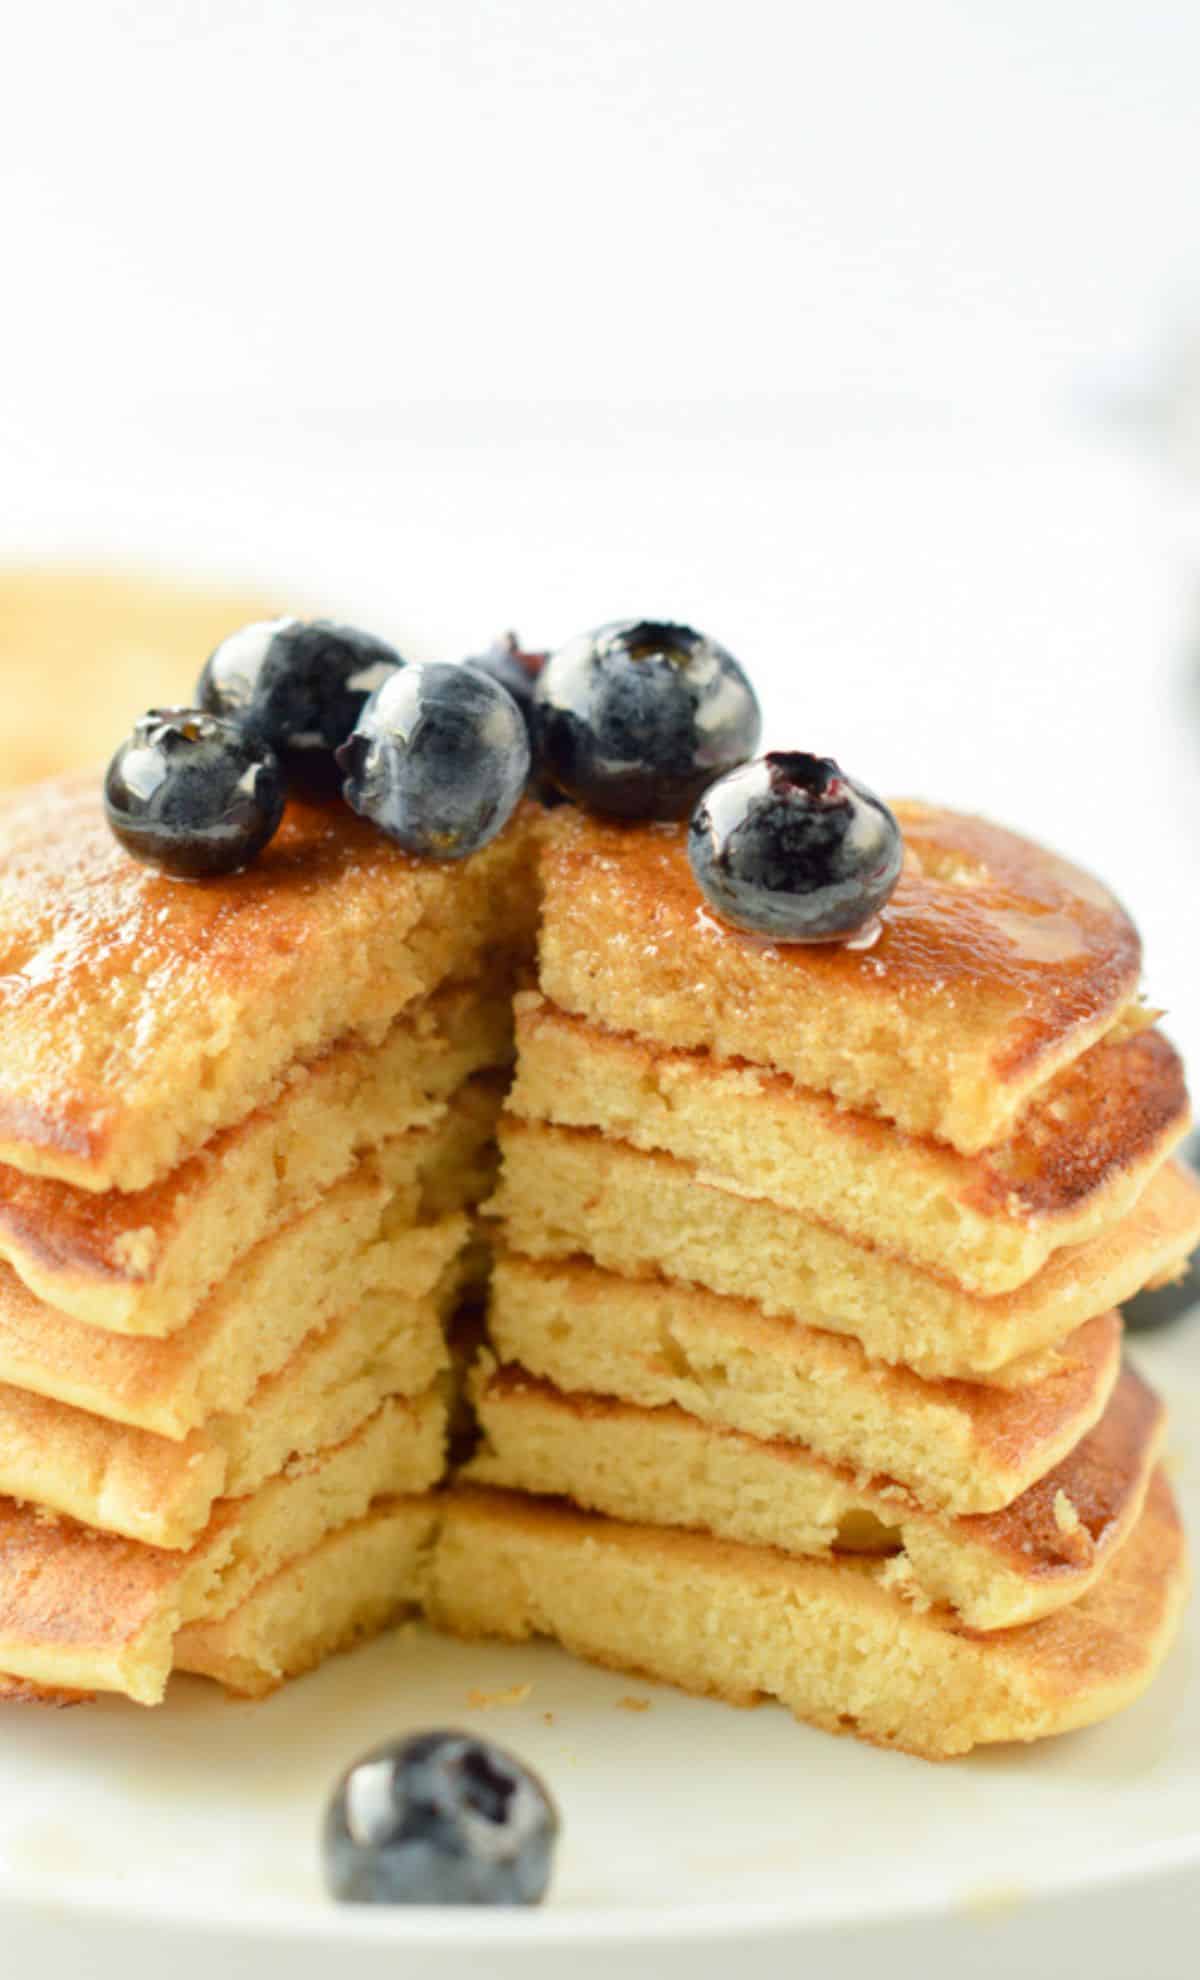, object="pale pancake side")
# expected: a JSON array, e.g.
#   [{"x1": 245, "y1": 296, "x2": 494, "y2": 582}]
[
  {"x1": 0, "y1": 1399, "x2": 444, "y2": 1703},
  {"x1": 494, "y1": 1121, "x2": 1200, "y2": 1379},
  {"x1": 488, "y1": 1254, "x2": 1122, "y2": 1515},
  {"x1": 467, "y1": 1362, "x2": 1163, "y2": 1630},
  {"x1": 429, "y1": 1473, "x2": 1187, "y2": 1760},
  {"x1": 0, "y1": 1276, "x2": 455, "y2": 1548},
  {"x1": 510, "y1": 997, "x2": 1189, "y2": 1294},
  {"x1": 0, "y1": 981, "x2": 513, "y2": 1332},
  {"x1": 175, "y1": 1498, "x2": 437, "y2": 1699}
]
